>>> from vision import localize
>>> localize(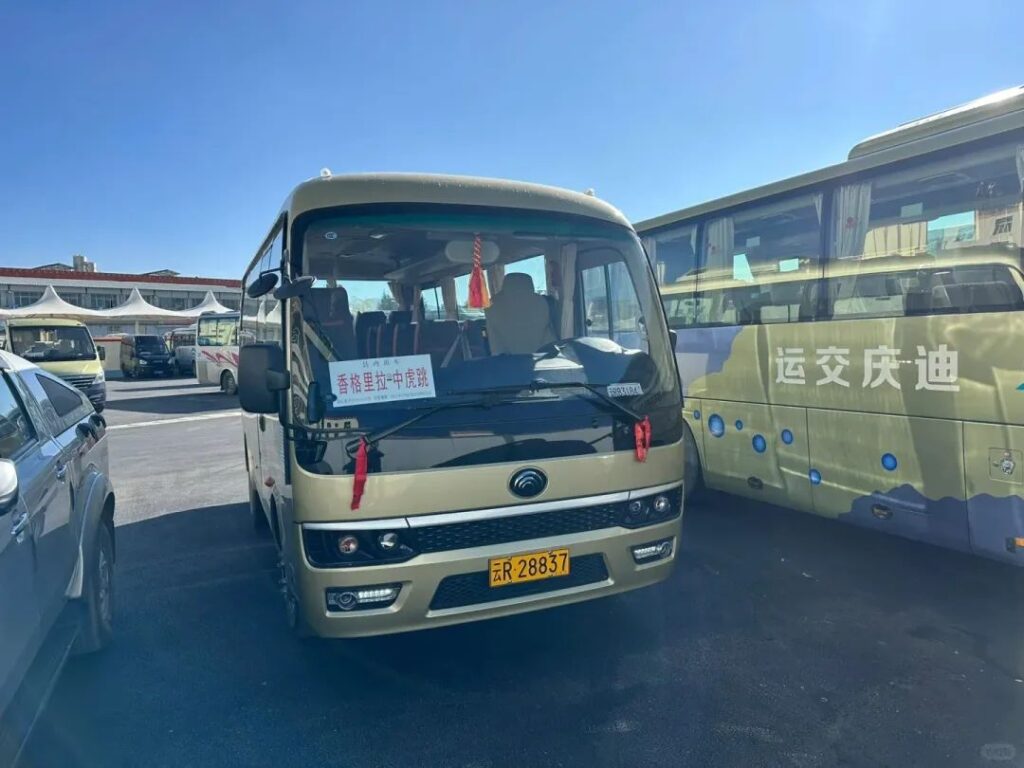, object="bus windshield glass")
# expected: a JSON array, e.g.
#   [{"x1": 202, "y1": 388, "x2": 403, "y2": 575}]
[
  {"x1": 288, "y1": 206, "x2": 680, "y2": 473},
  {"x1": 10, "y1": 325, "x2": 96, "y2": 362}
]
